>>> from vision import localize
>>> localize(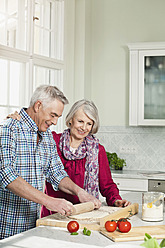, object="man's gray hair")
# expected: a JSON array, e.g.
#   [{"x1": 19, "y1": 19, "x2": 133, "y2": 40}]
[
  {"x1": 65, "y1": 99, "x2": 100, "y2": 134},
  {"x1": 29, "y1": 85, "x2": 69, "y2": 108}
]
